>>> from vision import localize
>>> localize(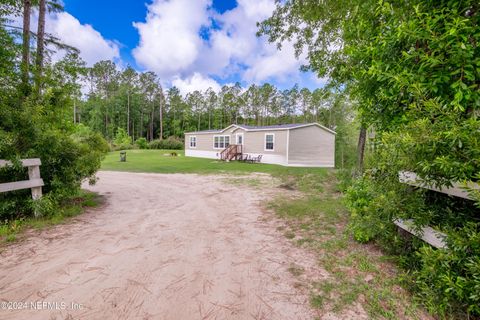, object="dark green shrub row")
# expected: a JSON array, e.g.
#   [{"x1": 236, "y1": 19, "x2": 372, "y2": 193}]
[{"x1": 148, "y1": 136, "x2": 184, "y2": 150}]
